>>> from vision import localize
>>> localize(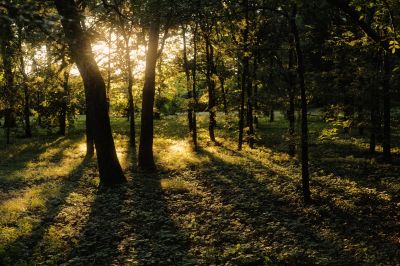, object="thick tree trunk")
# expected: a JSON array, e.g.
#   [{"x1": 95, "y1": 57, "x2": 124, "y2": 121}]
[
  {"x1": 85, "y1": 110, "x2": 95, "y2": 156},
  {"x1": 382, "y1": 52, "x2": 391, "y2": 162},
  {"x1": 291, "y1": 4, "x2": 311, "y2": 204},
  {"x1": 138, "y1": 20, "x2": 160, "y2": 171},
  {"x1": 54, "y1": 0, "x2": 125, "y2": 185}
]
